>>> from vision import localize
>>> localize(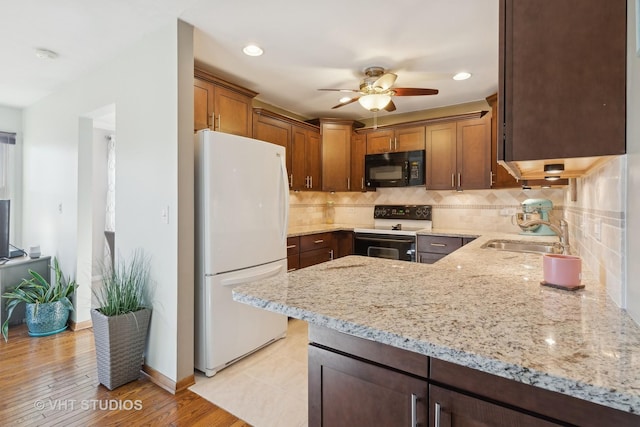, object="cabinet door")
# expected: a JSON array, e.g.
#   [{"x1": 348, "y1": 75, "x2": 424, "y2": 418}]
[
  {"x1": 322, "y1": 123, "x2": 351, "y2": 192},
  {"x1": 426, "y1": 122, "x2": 457, "y2": 190},
  {"x1": 291, "y1": 125, "x2": 308, "y2": 190},
  {"x1": 429, "y1": 385, "x2": 560, "y2": 427},
  {"x1": 253, "y1": 113, "x2": 292, "y2": 182},
  {"x1": 418, "y1": 236, "x2": 463, "y2": 255},
  {"x1": 287, "y1": 237, "x2": 300, "y2": 272},
  {"x1": 306, "y1": 129, "x2": 322, "y2": 191},
  {"x1": 350, "y1": 132, "x2": 366, "y2": 191},
  {"x1": 194, "y1": 78, "x2": 215, "y2": 132},
  {"x1": 309, "y1": 345, "x2": 428, "y2": 427},
  {"x1": 299, "y1": 248, "x2": 334, "y2": 268},
  {"x1": 499, "y1": 0, "x2": 626, "y2": 161},
  {"x1": 395, "y1": 126, "x2": 425, "y2": 152},
  {"x1": 213, "y1": 85, "x2": 253, "y2": 137},
  {"x1": 366, "y1": 129, "x2": 394, "y2": 154},
  {"x1": 334, "y1": 231, "x2": 353, "y2": 258},
  {"x1": 456, "y1": 116, "x2": 491, "y2": 190},
  {"x1": 486, "y1": 94, "x2": 519, "y2": 188}
]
